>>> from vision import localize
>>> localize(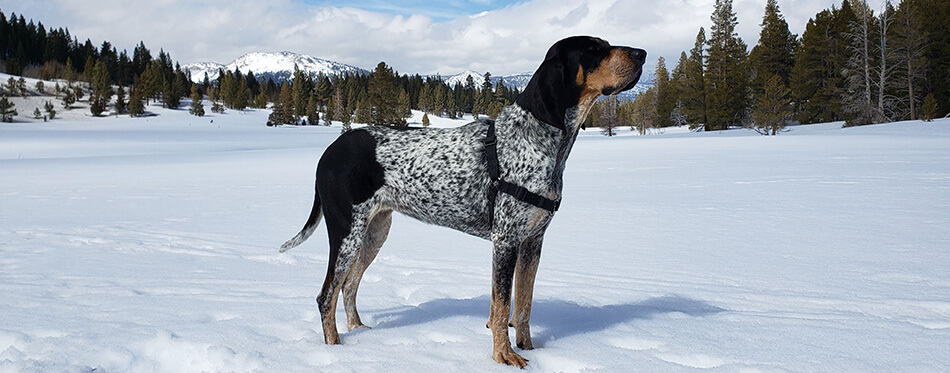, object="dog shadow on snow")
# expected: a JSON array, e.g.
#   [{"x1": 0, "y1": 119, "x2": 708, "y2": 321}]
[{"x1": 370, "y1": 295, "x2": 725, "y2": 346}]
